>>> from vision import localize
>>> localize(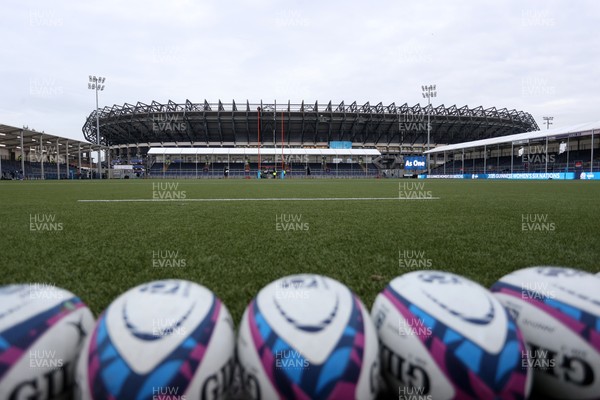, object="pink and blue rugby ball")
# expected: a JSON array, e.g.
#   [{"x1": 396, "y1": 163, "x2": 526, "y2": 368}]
[
  {"x1": 75, "y1": 279, "x2": 235, "y2": 400},
  {"x1": 491, "y1": 266, "x2": 600, "y2": 400},
  {"x1": 237, "y1": 274, "x2": 379, "y2": 399},
  {"x1": 371, "y1": 271, "x2": 531, "y2": 400},
  {"x1": 0, "y1": 283, "x2": 95, "y2": 399}
]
